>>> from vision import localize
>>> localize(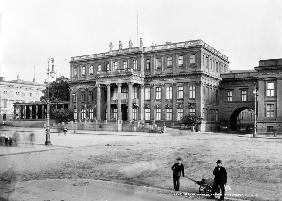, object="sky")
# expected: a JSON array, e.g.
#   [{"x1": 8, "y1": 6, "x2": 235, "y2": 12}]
[{"x1": 0, "y1": 0, "x2": 282, "y2": 84}]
